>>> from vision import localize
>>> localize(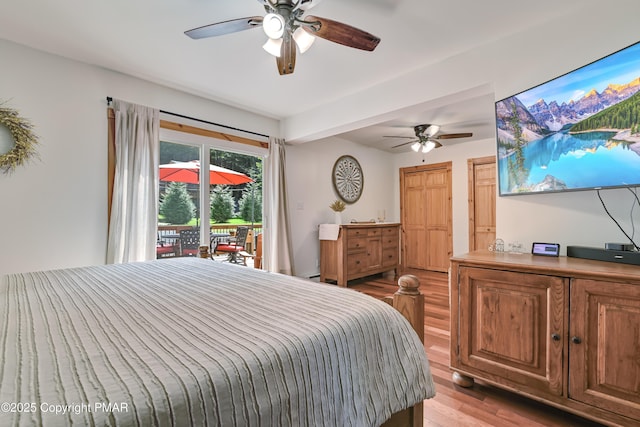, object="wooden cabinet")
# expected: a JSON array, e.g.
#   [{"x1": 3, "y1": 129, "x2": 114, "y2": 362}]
[
  {"x1": 569, "y1": 278, "x2": 640, "y2": 421},
  {"x1": 450, "y1": 252, "x2": 640, "y2": 427},
  {"x1": 457, "y1": 266, "x2": 567, "y2": 396},
  {"x1": 320, "y1": 223, "x2": 400, "y2": 287}
]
